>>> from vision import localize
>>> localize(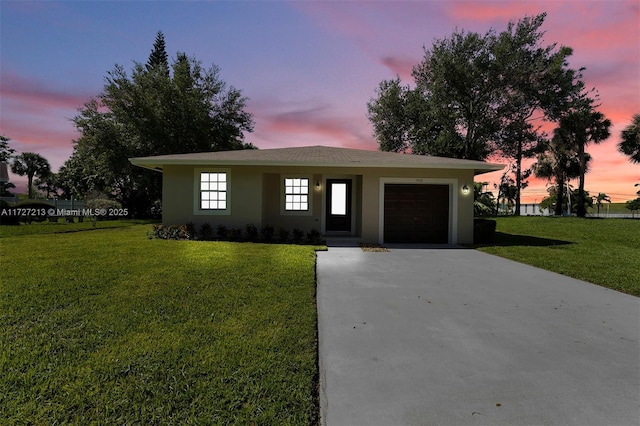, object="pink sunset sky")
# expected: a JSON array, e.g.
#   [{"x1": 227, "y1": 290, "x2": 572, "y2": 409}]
[{"x1": 1, "y1": 0, "x2": 638, "y2": 202}]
